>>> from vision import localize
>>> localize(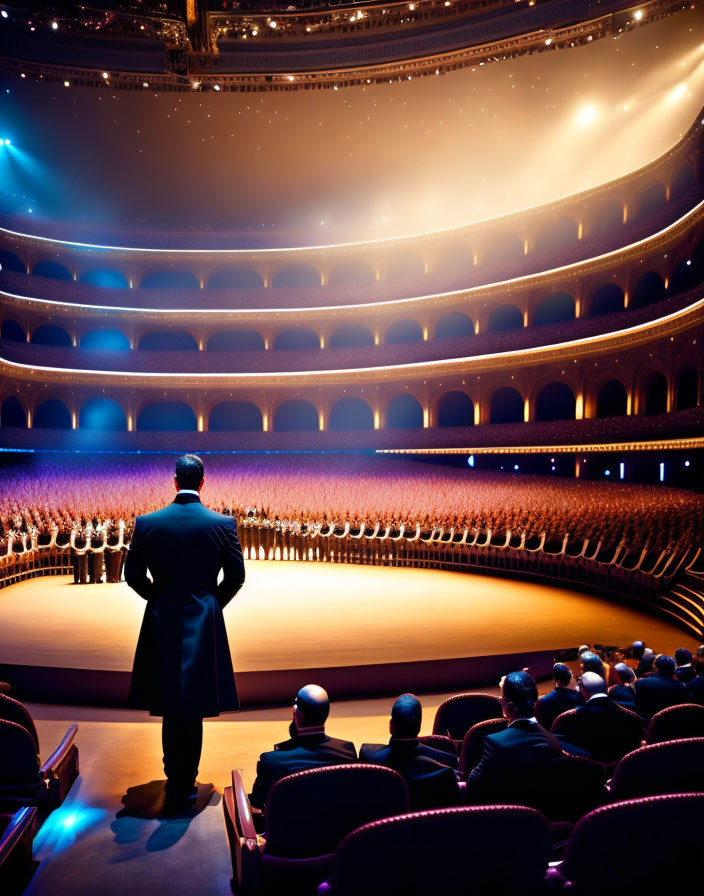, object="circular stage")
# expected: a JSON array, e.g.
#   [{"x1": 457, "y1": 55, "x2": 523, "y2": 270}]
[{"x1": 0, "y1": 563, "x2": 692, "y2": 706}]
